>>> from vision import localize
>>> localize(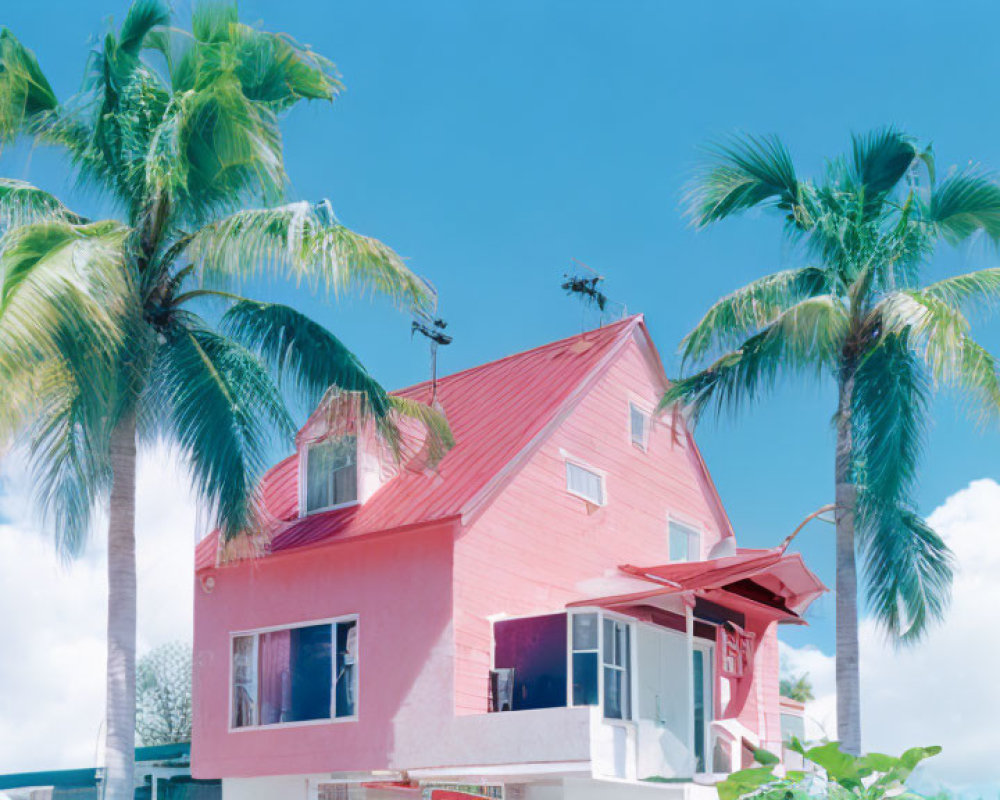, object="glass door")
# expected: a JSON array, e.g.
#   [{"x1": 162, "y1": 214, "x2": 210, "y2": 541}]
[{"x1": 692, "y1": 643, "x2": 714, "y2": 773}]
